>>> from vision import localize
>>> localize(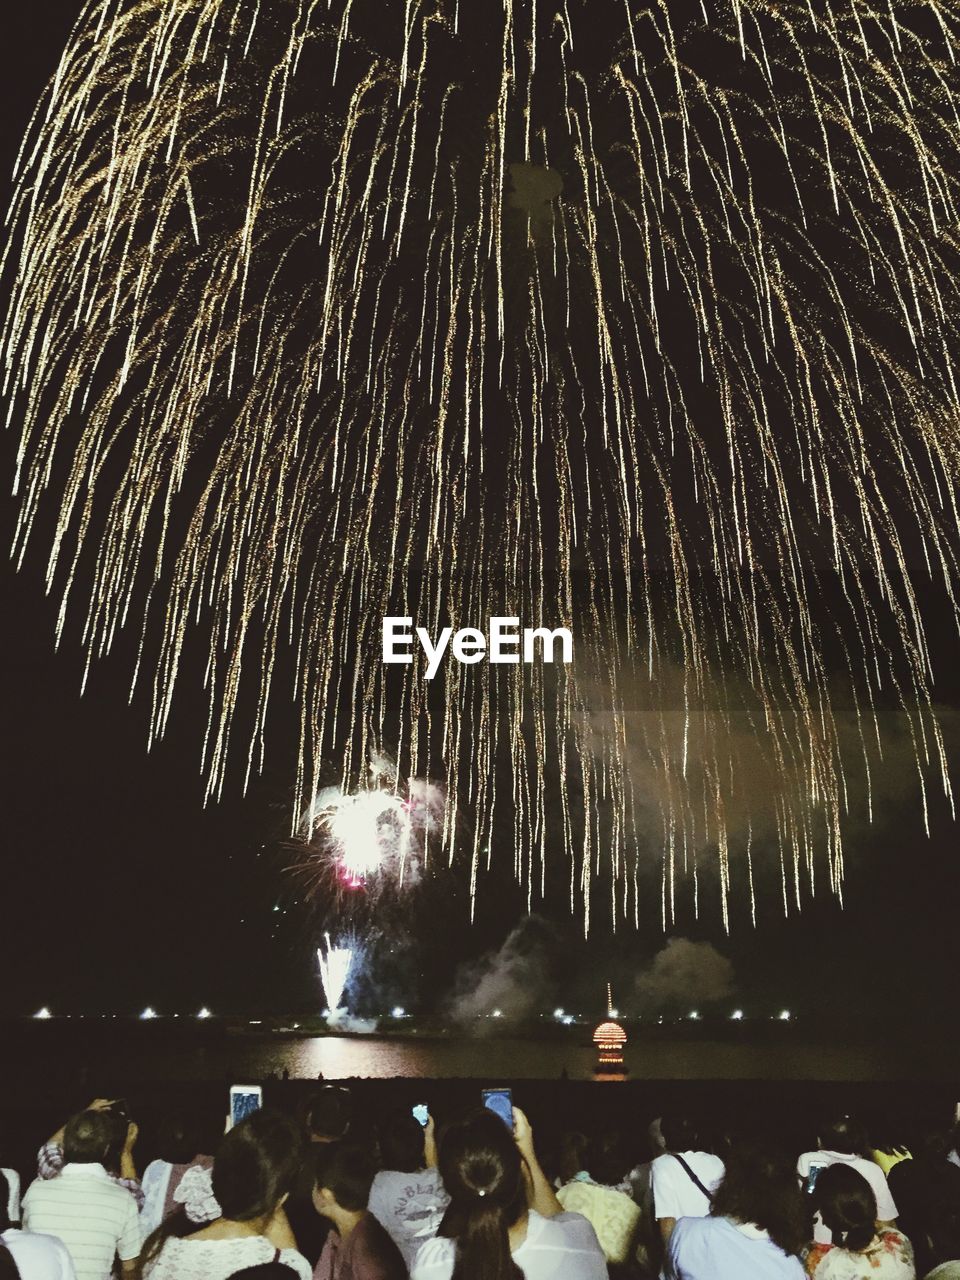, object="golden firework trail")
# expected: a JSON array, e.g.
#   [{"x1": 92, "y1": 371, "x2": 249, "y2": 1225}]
[{"x1": 2, "y1": 1, "x2": 959, "y2": 934}]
